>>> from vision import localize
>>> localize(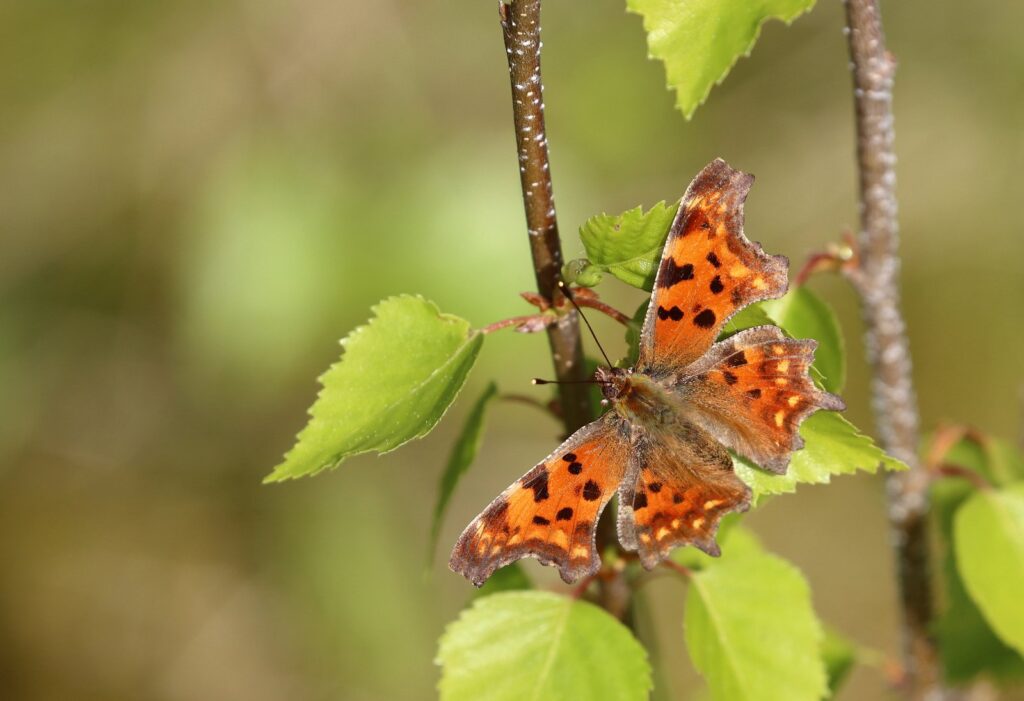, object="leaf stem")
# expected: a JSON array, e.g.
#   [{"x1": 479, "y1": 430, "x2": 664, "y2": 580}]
[
  {"x1": 570, "y1": 293, "x2": 632, "y2": 326},
  {"x1": 841, "y1": 1, "x2": 944, "y2": 697},
  {"x1": 931, "y1": 464, "x2": 993, "y2": 492},
  {"x1": 660, "y1": 559, "x2": 693, "y2": 579},
  {"x1": 499, "y1": 0, "x2": 592, "y2": 434},
  {"x1": 499, "y1": 393, "x2": 561, "y2": 419},
  {"x1": 480, "y1": 314, "x2": 552, "y2": 334}
]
